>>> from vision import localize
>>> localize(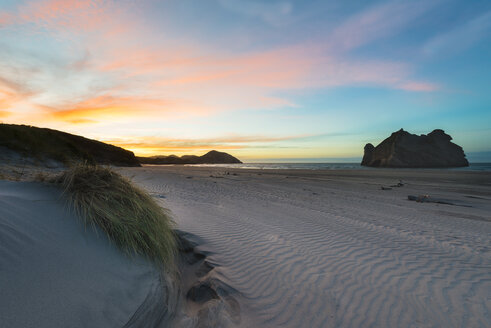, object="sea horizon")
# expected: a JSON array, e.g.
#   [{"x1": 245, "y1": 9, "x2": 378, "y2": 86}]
[{"x1": 172, "y1": 162, "x2": 491, "y2": 171}]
